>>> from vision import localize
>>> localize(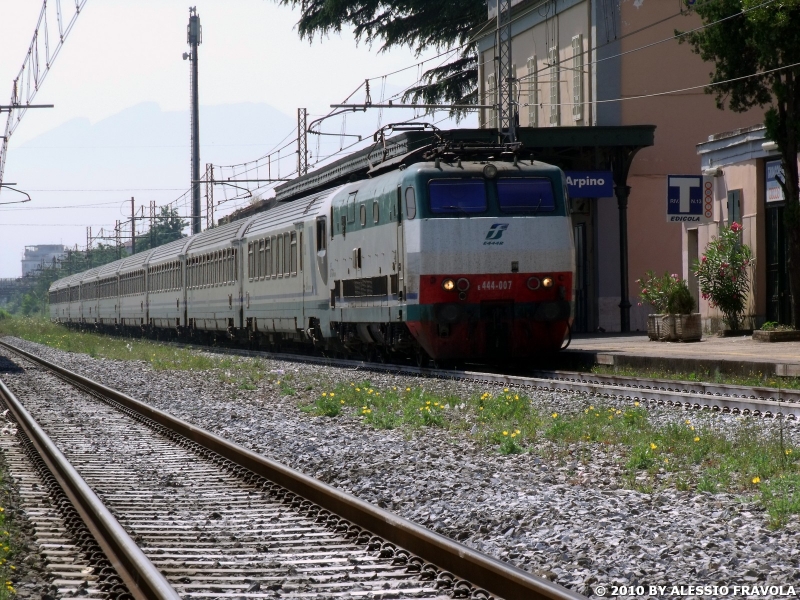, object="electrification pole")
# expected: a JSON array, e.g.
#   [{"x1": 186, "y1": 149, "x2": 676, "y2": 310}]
[
  {"x1": 185, "y1": 7, "x2": 202, "y2": 234},
  {"x1": 130, "y1": 197, "x2": 137, "y2": 255},
  {"x1": 496, "y1": 0, "x2": 515, "y2": 143},
  {"x1": 297, "y1": 108, "x2": 308, "y2": 177}
]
